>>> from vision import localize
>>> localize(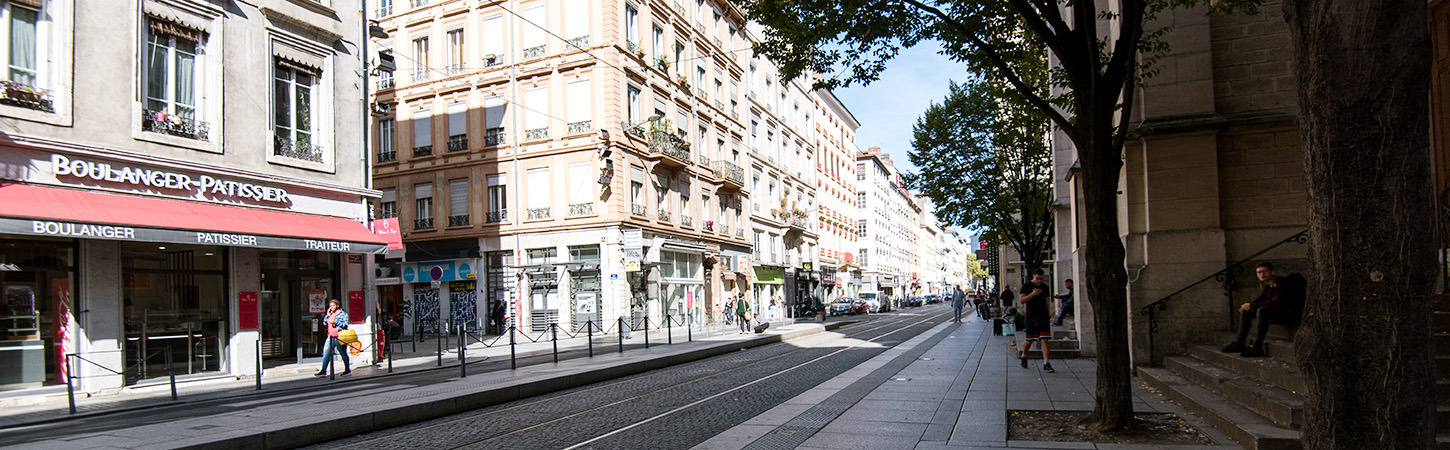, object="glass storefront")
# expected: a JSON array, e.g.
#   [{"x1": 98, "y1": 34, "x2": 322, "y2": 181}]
[
  {"x1": 121, "y1": 242, "x2": 227, "y2": 382},
  {"x1": 259, "y1": 250, "x2": 337, "y2": 363},
  {"x1": 485, "y1": 251, "x2": 510, "y2": 335},
  {"x1": 0, "y1": 238, "x2": 75, "y2": 389},
  {"x1": 659, "y1": 251, "x2": 702, "y2": 322}
]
